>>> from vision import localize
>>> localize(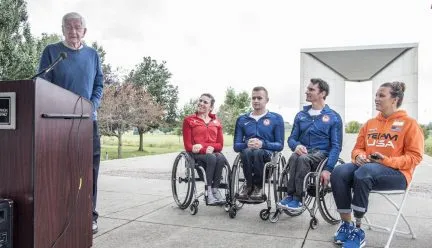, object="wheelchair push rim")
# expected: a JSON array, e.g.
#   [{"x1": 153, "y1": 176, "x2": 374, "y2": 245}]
[
  {"x1": 171, "y1": 152, "x2": 194, "y2": 209},
  {"x1": 317, "y1": 158, "x2": 344, "y2": 225}
]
